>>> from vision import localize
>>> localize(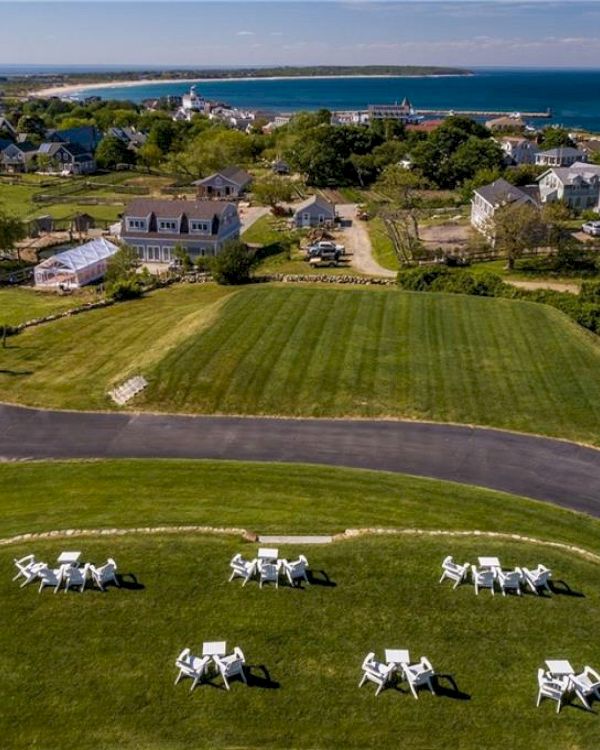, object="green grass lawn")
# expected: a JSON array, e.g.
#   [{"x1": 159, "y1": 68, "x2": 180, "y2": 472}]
[
  {"x1": 1, "y1": 461, "x2": 599, "y2": 750},
  {"x1": 366, "y1": 217, "x2": 400, "y2": 271},
  {"x1": 1, "y1": 283, "x2": 600, "y2": 445},
  {"x1": 0, "y1": 287, "x2": 99, "y2": 326}
]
